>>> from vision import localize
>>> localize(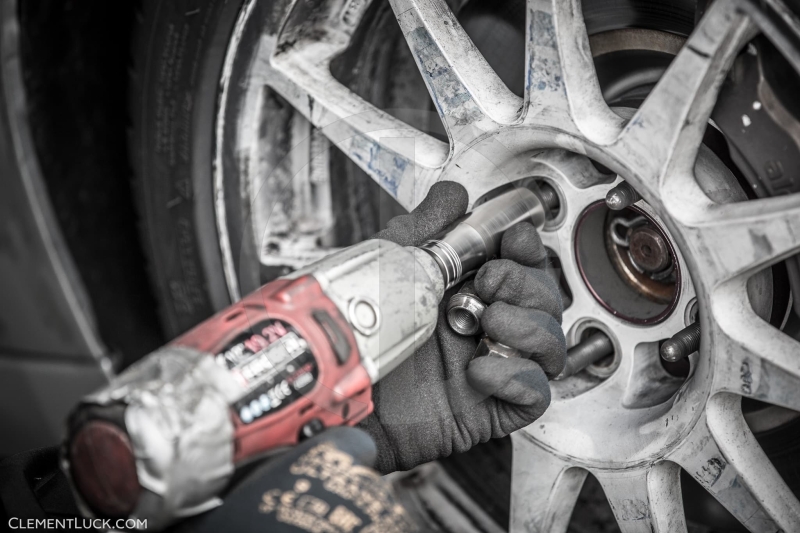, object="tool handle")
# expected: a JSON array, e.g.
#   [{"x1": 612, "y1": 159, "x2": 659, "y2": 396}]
[
  {"x1": 173, "y1": 275, "x2": 373, "y2": 460},
  {"x1": 63, "y1": 275, "x2": 372, "y2": 524}
]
